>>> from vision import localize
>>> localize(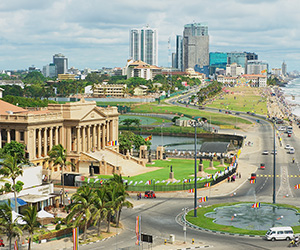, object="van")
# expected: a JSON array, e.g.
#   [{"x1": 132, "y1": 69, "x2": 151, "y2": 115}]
[{"x1": 265, "y1": 226, "x2": 294, "y2": 241}]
